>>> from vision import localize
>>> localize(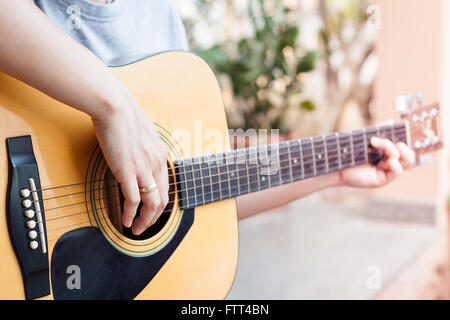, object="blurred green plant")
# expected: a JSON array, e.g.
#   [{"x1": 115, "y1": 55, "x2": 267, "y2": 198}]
[
  {"x1": 192, "y1": 0, "x2": 318, "y2": 134},
  {"x1": 318, "y1": 0, "x2": 376, "y2": 131}
]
